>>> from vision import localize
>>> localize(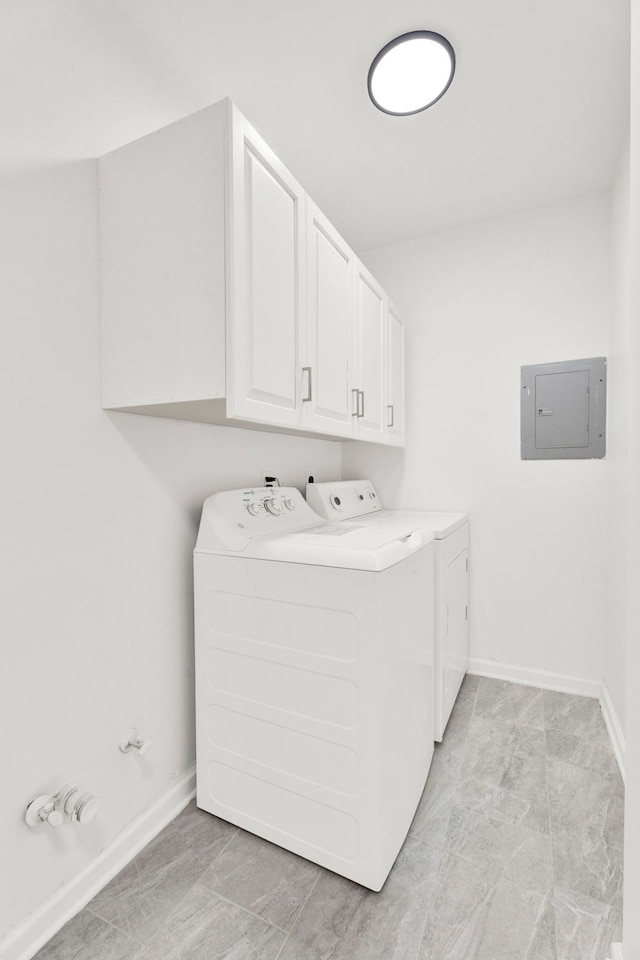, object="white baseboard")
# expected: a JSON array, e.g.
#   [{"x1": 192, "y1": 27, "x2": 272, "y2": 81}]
[
  {"x1": 609, "y1": 943, "x2": 624, "y2": 960},
  {"x1": 600, "y1": 685, "x2": 626, "y2": 782},
  {"x1": 0, "y1": 766, "x2": 196, "y2": 960},
  {"x1": 468, "y1": 658, "x2": 602, "y2": 699}
]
